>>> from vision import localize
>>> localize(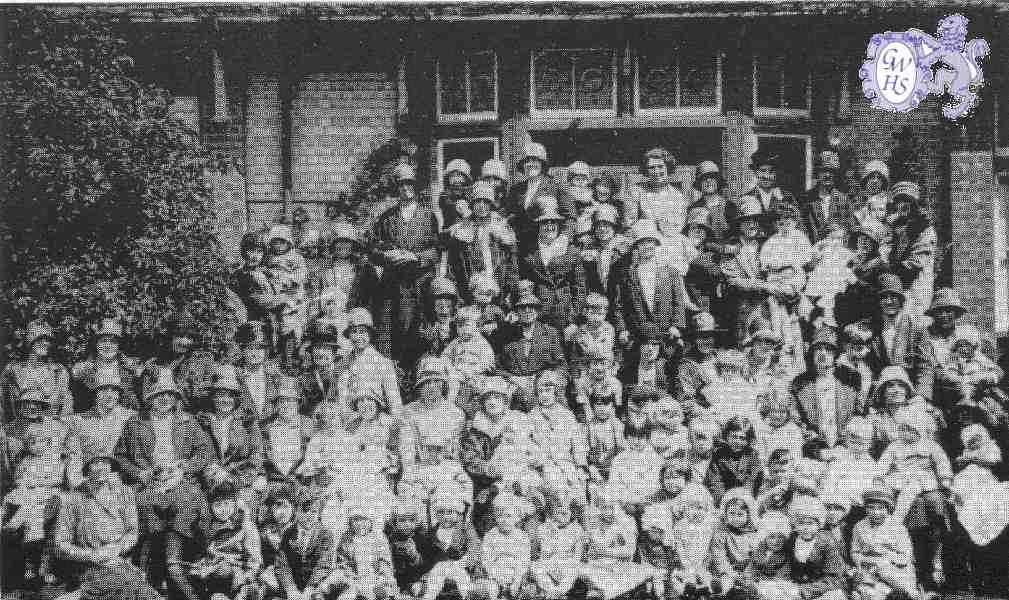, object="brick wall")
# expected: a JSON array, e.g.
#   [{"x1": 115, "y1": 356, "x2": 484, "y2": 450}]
[
  {"x1": 950, "y1": 152, "x2": 996, "y2": 331},
  {"x1": 290, "y1": 72, "x2": 397, "y2": 221},
  {"x1": 245, "y1": 73, "x2": 284, "y2": 228}
]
